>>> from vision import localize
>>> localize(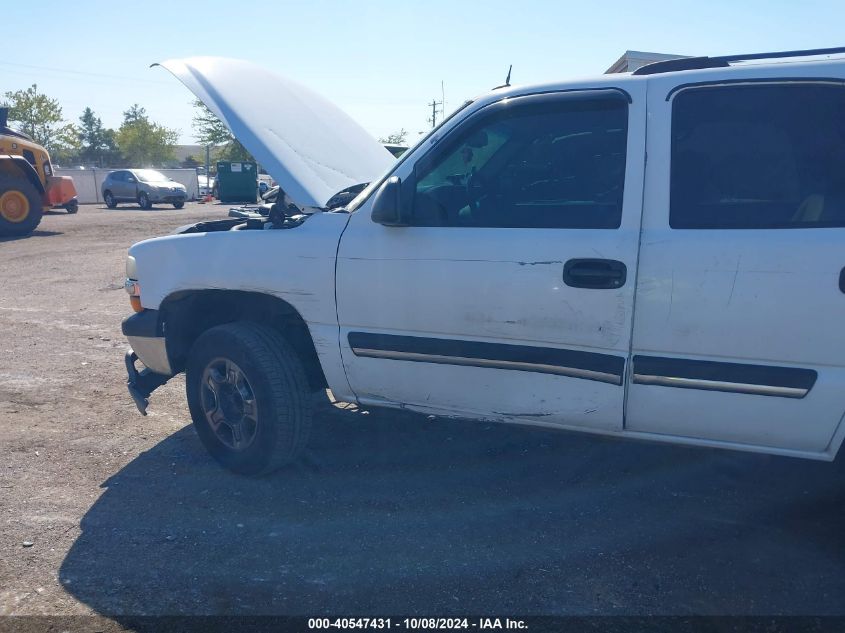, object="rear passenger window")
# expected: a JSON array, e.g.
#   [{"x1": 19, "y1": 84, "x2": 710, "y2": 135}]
[
  {"x1": 670, "y1": 83, "x2": 845, "y2": 229},
  {"x1": 412, "y1": 95, "x2": 628, "y2": 229}
]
